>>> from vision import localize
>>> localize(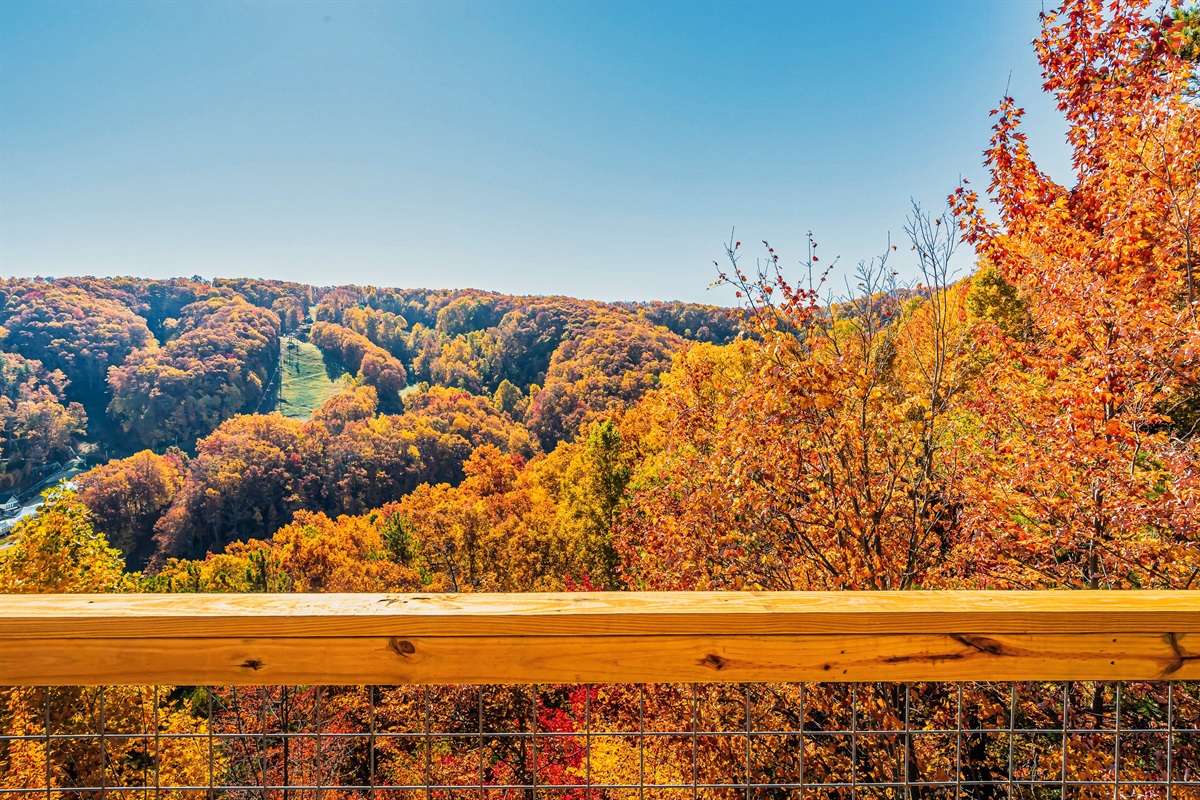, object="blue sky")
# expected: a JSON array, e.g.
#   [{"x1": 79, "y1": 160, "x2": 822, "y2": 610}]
[{"x1": 0, "y1": 0, "x2": 1070, "y2": 304}]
